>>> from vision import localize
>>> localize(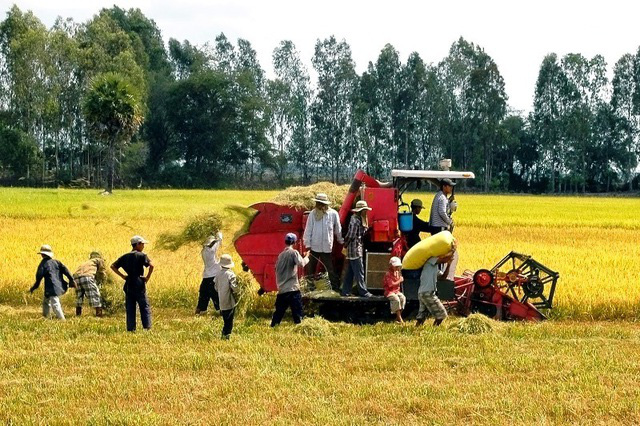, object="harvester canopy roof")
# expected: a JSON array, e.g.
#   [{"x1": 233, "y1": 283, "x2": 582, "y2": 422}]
[{"x1": 391, "y1": 170, "x2": 475, "y2": 179}]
